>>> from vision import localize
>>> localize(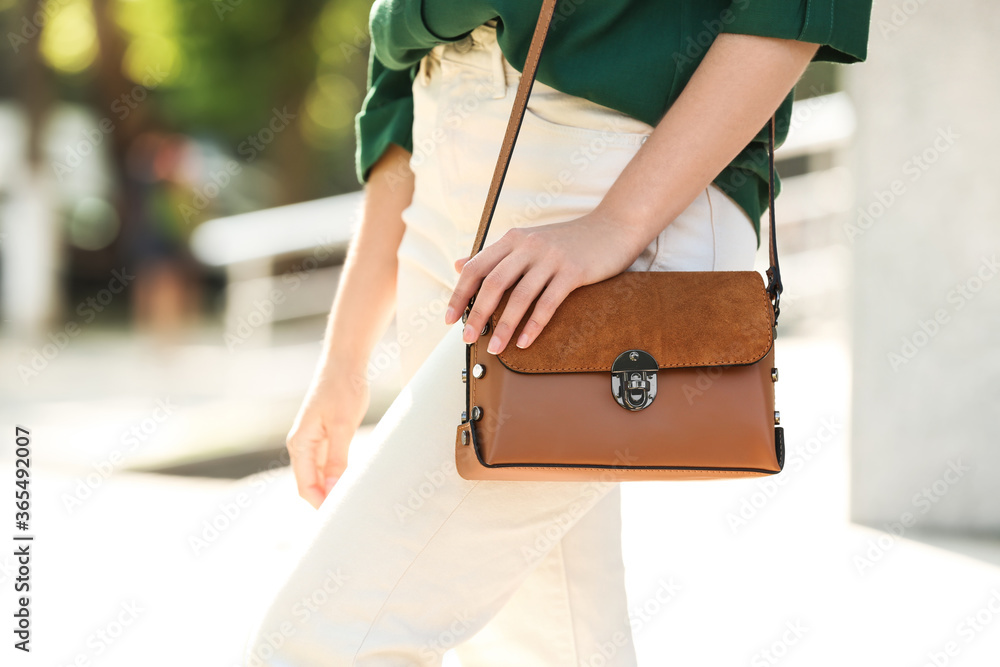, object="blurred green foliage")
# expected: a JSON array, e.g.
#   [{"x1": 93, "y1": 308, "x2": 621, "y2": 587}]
[{"x1": 1, "y1": 0, "x2": 374, "y2": 198}]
